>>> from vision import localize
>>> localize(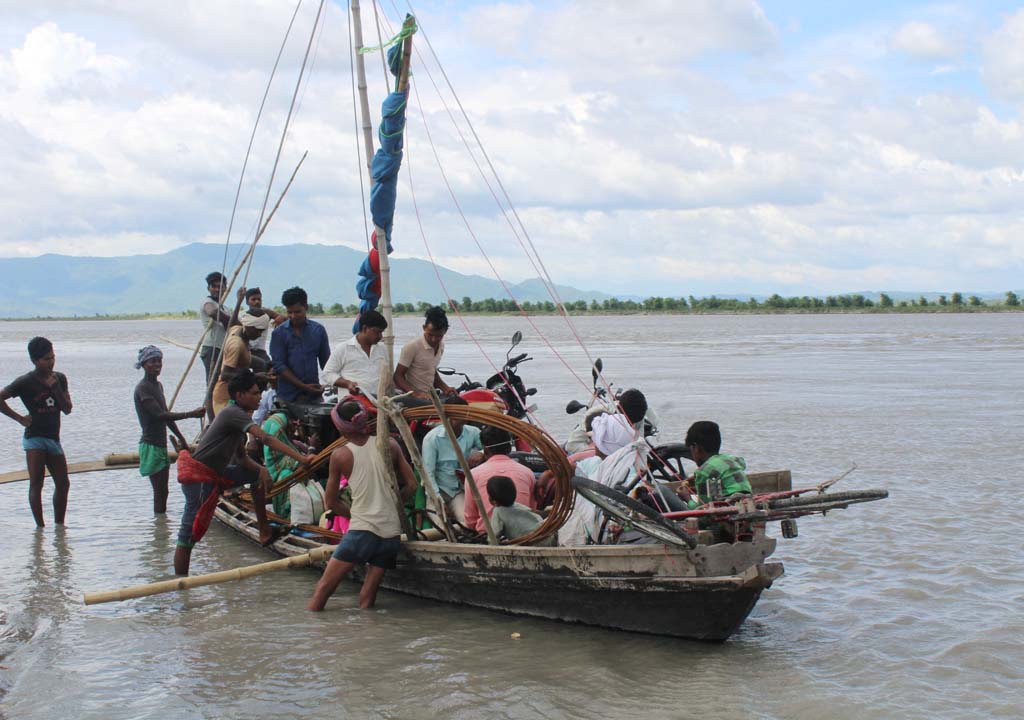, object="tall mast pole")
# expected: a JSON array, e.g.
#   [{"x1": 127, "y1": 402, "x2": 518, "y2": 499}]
[{"x1": 350, "y1": 0, "x2": 375, "y2": 183}]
